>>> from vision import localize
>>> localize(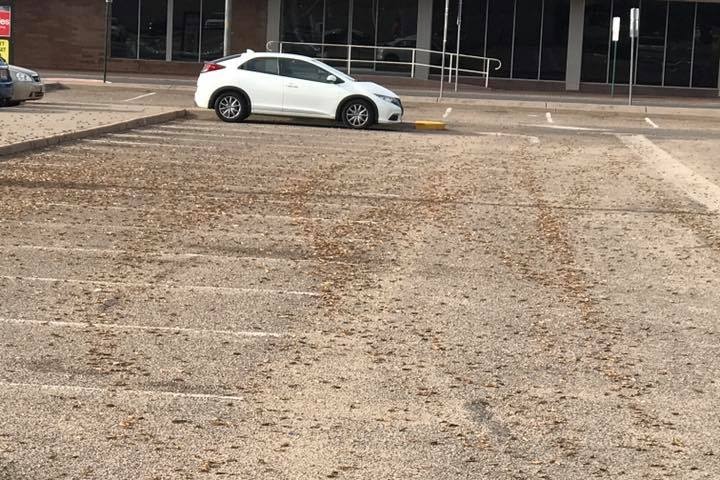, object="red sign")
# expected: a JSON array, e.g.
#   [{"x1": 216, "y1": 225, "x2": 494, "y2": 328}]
[{"x1": 0, "y1": 8, "x2": 11, "y2": 38}]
